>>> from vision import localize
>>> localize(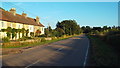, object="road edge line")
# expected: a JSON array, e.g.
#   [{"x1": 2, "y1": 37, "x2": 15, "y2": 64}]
[{"x1": 83, "y1": 38, "x2": 90, "y2": 68}]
